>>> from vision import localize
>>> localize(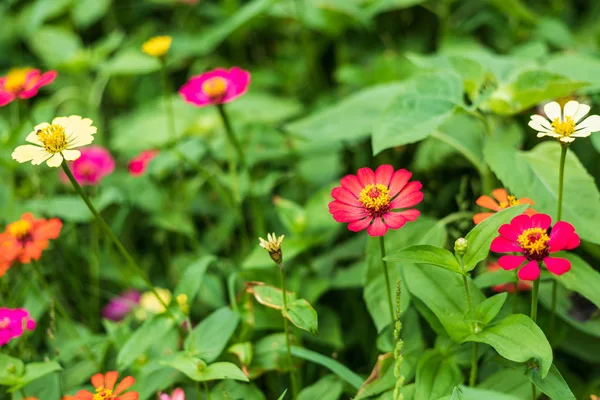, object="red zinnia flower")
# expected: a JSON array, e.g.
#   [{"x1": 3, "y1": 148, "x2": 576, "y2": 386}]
[
  {"x1": 76, "y1": 371, "x2": 138, "y2": 400},
  {"x1": 487, "y1": 262, "x2": 532, "y2": 293},
  {"x1": 491, "y1": 214, "x2": 580, "y2": 281},
  {"x1": 328, "y1": 165, "x2": 423, "y2": 236},
  {"x1": 473, "y1": 188, "x2": 535, "y2": 224}
]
